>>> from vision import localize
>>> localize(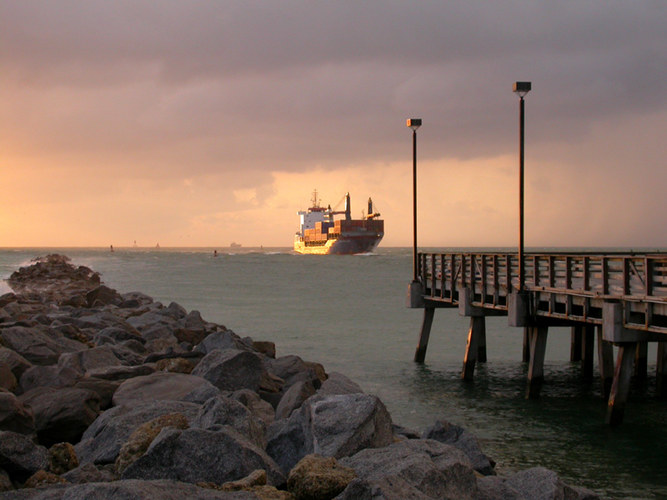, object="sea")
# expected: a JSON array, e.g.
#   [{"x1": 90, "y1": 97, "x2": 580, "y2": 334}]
[{"x1": 1, "y1": 247, "x2": 665, "y2": 499}]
